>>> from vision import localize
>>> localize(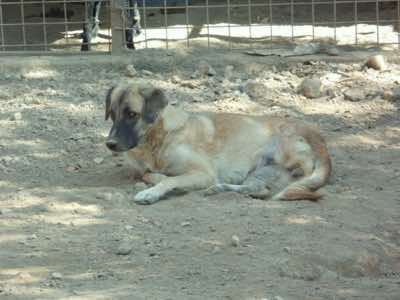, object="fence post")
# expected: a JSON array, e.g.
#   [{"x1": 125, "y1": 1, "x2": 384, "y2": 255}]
[{"x1": 110, "y1": 0, "x2": 124, "y2": 53}]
